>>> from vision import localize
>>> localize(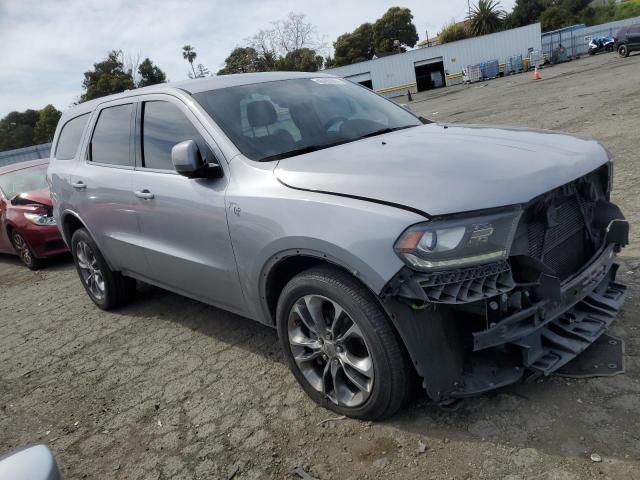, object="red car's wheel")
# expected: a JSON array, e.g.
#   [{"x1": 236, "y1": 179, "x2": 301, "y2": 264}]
[{"x1": 11, "y1": 230, "x2": 42, "y2": 270}]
